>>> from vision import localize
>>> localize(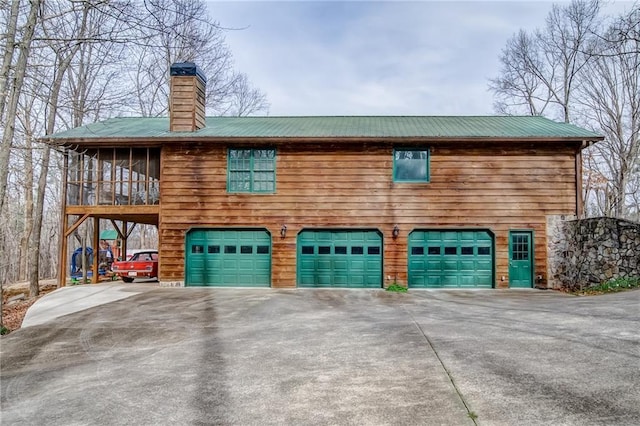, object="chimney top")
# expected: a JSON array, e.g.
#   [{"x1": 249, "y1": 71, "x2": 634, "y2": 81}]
[{"x1": 170, "y1": 62, "x2": 207, "y2": 84}]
